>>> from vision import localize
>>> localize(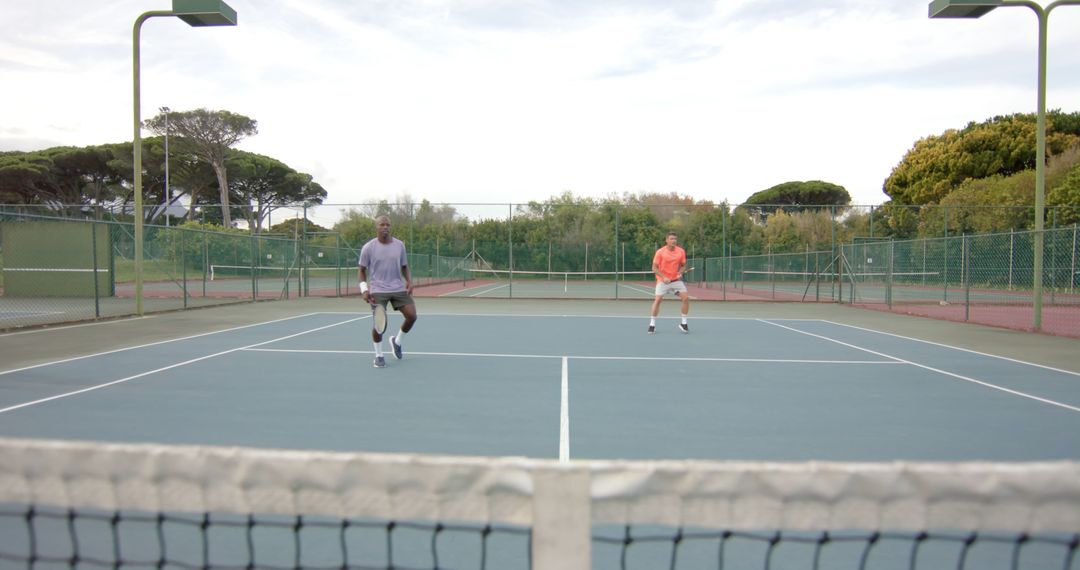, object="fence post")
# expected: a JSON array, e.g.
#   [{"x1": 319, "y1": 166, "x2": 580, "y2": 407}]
[
  {"x1": 1050, "y1": 214, "x2": 1057, "y2": 306},
  {"x1": 302, "y1": 204, "x2": 309, "y2": 298},
  {"x1": 814, "y1": 251, "x2": 820, "y2": 301},
  {"x1": 250, "y1": 233, "x2": 258, "y2": 300},
  {"x1": 181, "y1": 228, "x2": 188, "y2": 308},
  {"x1": 1009, "y1": 229, "x2": 1015, "y2": 290},
  {"x1": 963, "y1": 234, "x2": 970, "y2": 322},
  {"x1": 922, "y1": 239, "x2": 927, "y2": 287},
  {"x1": 508, "y1": 204, "x2": 513, "y2": 298},
  {"x1": 886, "y1": 239, "x2": 894, "y2": 309},
  {"x1": 91, "y1": 222, "x2": 101, "y2": 318},
  {"x1": 943, "y1": 236, "x2": 950, "y2": 304},
  {"x1": 614, "y1": 207, "x2": 619, "y2": 299},
  {"x1": 769, "y1": 245, "x2": 775, "y2": 299},
  {"x1": 1072, "y1": 224, "x2": 1077, "y2": 295},
  {"x1": 721, "y1": 207, "x2": 728, "y2": 300},
  {"x1": 202, "y1": 231, "x2": 208, "y2": 297}
]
